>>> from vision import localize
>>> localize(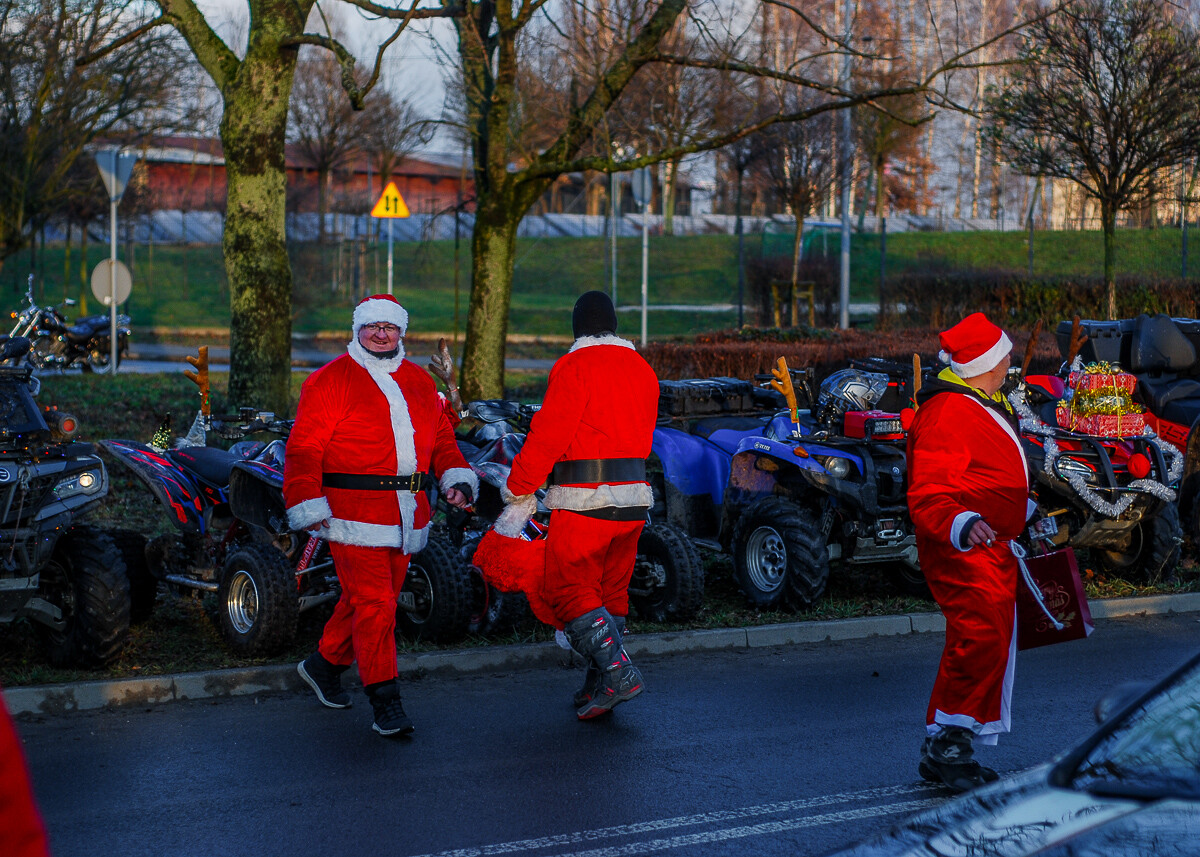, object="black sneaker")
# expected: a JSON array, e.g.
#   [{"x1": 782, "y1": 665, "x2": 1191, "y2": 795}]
[
  {"x1": 919, "y1": 727, "x2": 999, "y2": 792},
  {"x1": 297, "y1": 653, "x2": 351, "y2": 709},
  {"x1": 918, "y1": 757, "x2": 1000, "y2": 792},
  {"x1": 366, "y1": 682, "x2": 414, "y2": 737}
]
